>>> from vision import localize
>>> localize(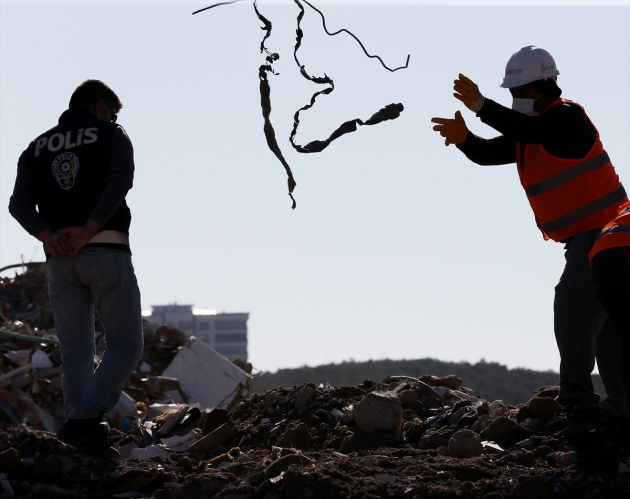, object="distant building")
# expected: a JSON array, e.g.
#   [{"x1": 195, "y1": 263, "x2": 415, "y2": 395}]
[{"x1": 143, "y1": 304, "x2": 249, "y2": 361}]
